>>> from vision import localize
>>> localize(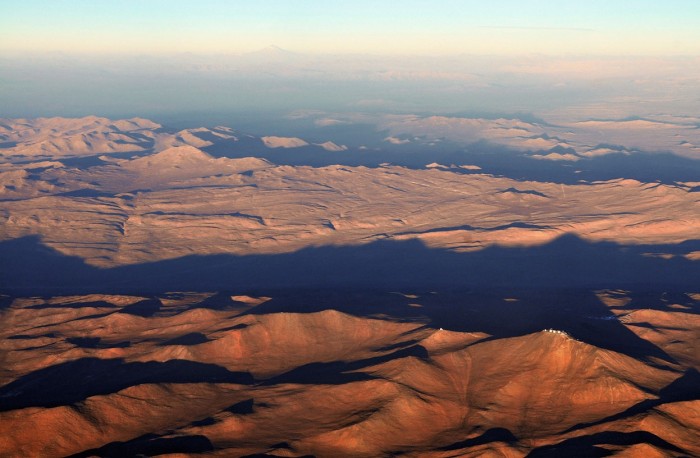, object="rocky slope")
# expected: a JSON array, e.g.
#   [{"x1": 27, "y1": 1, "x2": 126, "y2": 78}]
[
  {"x1": 1, "y1": 118, "x2": 698, "y2": 272},
  {"x1": 1, "y1": 117, "x2": 698, "y2": 456},
  {"x1": 0, "y1": 289, "x2": 697, "y2": 457}
]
